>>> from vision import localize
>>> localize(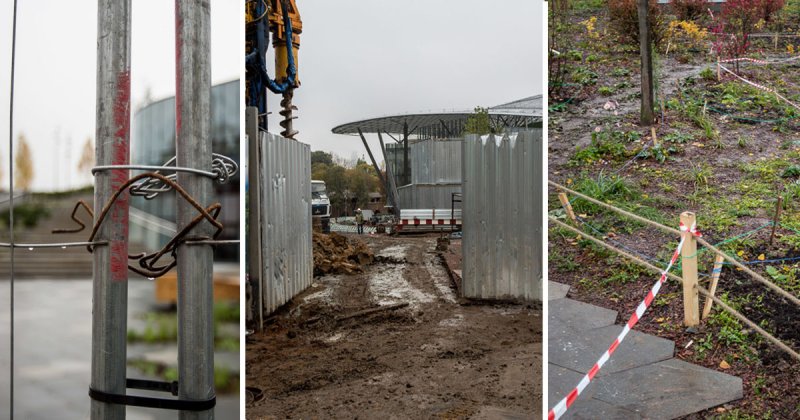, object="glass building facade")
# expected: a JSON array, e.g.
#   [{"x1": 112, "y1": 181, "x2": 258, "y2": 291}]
[{"x1": 130, "y1": 79, "x2": 239, "y2": 260}]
